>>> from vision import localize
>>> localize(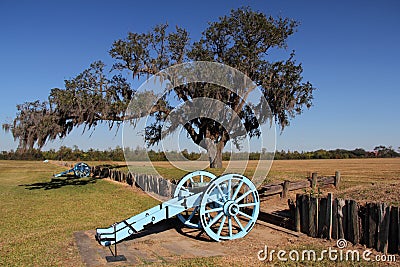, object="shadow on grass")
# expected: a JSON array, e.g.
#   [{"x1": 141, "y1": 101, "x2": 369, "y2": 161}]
[{"x1": 20, "y1": 175, "x2": 102, "y2": 190}]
